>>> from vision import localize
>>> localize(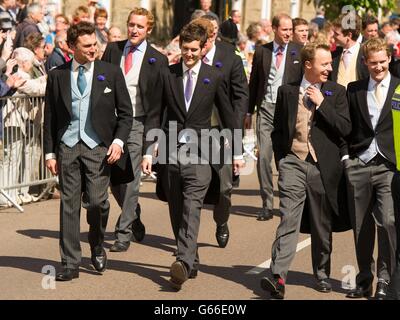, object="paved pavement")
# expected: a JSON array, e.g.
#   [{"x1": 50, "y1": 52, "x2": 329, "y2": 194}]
[{"x1": 0, "y1": 159, "x2": 365, "y2": 300}]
